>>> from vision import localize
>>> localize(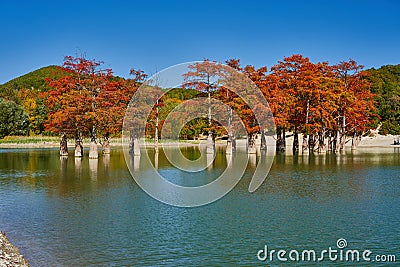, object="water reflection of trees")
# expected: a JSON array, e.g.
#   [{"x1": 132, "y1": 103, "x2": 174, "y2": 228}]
[
  {"x1": 232, "y1": 150, "x2": 400, "y2": 201},
  {"x1": 1, "y1": 148, "x2": 398, "y2": 199},
  {"x1": 0, "y1": 149, "x2": 130, "y2": 197}
]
